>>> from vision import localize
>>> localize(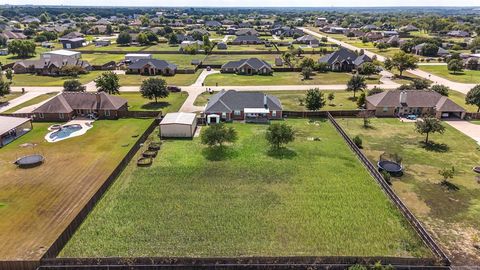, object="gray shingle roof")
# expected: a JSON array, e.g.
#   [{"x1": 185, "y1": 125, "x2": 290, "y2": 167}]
[
  {"x1": 127, "y1": 59, "x2": 177, "y2": 70},
  {"x1": 222, "y1": 58, "x2": 272, "y2": 70},
  {"x1": 205, "y1": 90, "x2": 282, "y2": 113},
  {"x1": 33, "y1": 92, "x2": 127, "y2": 113},
  {"x1": 366, "y1": 90, "x2": 465, "y2": 112}
]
